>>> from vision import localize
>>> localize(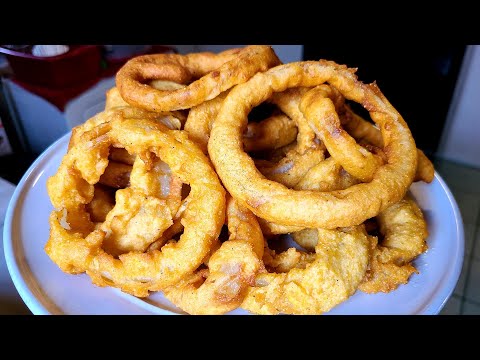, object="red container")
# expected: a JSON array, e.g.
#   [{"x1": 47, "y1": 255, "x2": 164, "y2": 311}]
[{"x1": 0, "y1": 45, "x2": 102, "y2": 88}]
